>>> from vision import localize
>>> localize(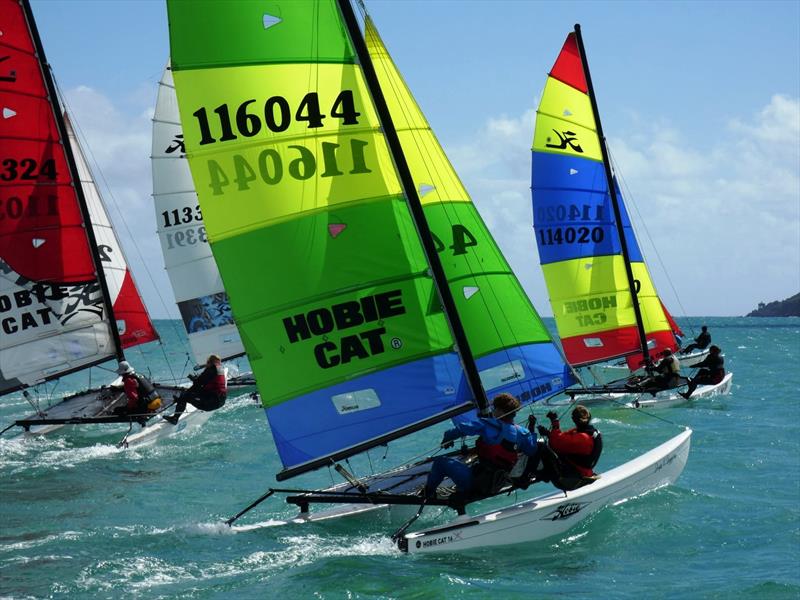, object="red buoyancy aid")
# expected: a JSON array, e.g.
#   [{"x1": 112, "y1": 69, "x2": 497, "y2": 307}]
[
  {"x1": 476, "y1": 437, "x2": 518, "y2": 469},
  {"x1": 550, "y1": 425, "x2": 603, "y2": 477},
  {"x1": 202, "y1": 364, "x2": 227, "y2": 396}
]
